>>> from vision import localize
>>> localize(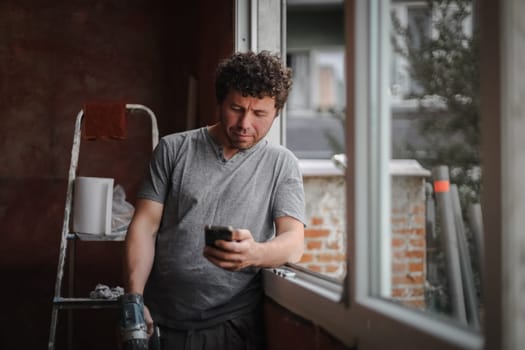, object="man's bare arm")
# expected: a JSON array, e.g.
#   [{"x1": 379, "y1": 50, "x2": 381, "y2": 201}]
[
  {"x1": 255, "y1": 215, "x2": 304, "y2": 266},
  {"x1": 124, "y1": 199, "x2": 163, "y2": 294}
]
